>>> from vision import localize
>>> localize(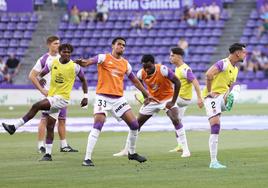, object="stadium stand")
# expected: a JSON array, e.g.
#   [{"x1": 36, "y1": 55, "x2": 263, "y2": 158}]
[
  {"x1": 239, "y1": 5, "x2": 268, "y2": 88},
  {"x1": 0, "y1": 13, "x2": 38, "y2": 84},
  {"x1": 56, "y1": 9, "x2": 229, "y2": 88}
]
